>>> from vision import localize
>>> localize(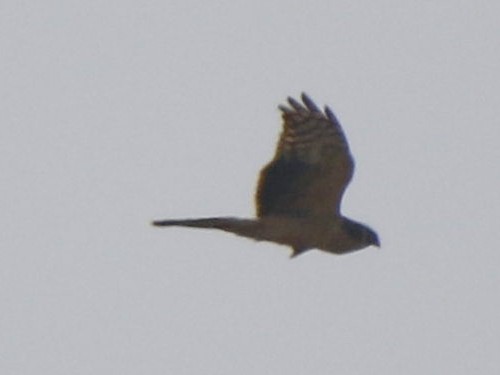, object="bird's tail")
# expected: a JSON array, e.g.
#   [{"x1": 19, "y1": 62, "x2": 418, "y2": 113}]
[{"x1": 152, "y1": 217, "x2": 267, "y2": 241}]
